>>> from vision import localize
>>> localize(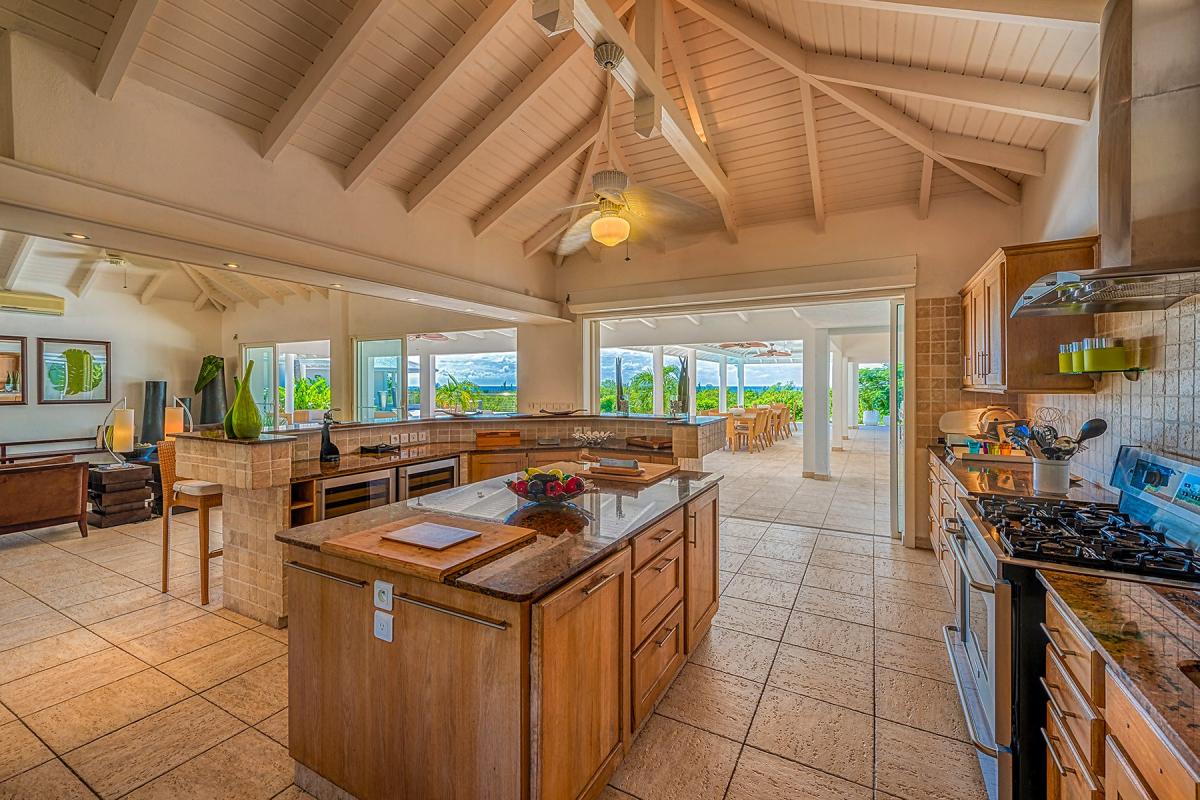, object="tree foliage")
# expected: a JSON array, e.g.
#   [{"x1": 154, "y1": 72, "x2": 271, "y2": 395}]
[{"x1": 278, "y1": 375, "x2": 332, "y2": 410}]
